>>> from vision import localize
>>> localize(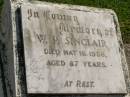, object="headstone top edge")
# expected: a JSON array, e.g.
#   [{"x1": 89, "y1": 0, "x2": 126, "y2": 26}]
[
  {"x1": 21, "y1": 1, "x2": 127, "y2": 93},
  {"x1": 21, "y1": 1, "x2": 116, "y2": 15}
]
